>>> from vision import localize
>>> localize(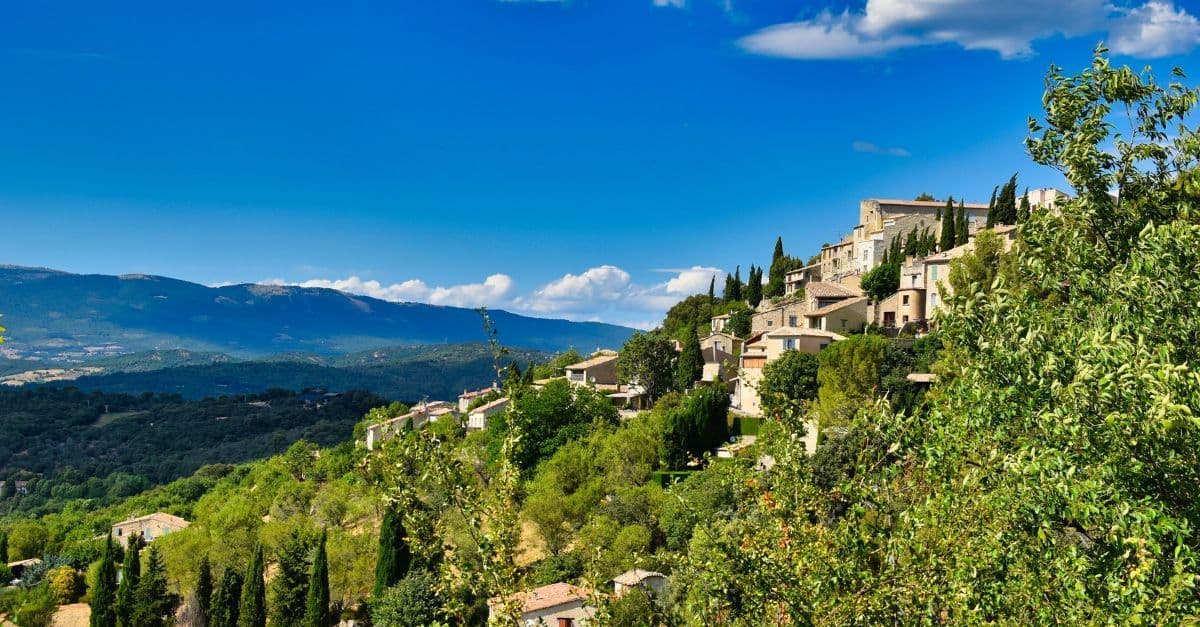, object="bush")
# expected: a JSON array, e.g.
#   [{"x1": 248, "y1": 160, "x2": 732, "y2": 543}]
[
  {"x1": 46, "y1": 567, "x2": 81, "y2": 604},
  {"x1": 371, "y1": 571, "x2": 440, "y2": 627}
]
